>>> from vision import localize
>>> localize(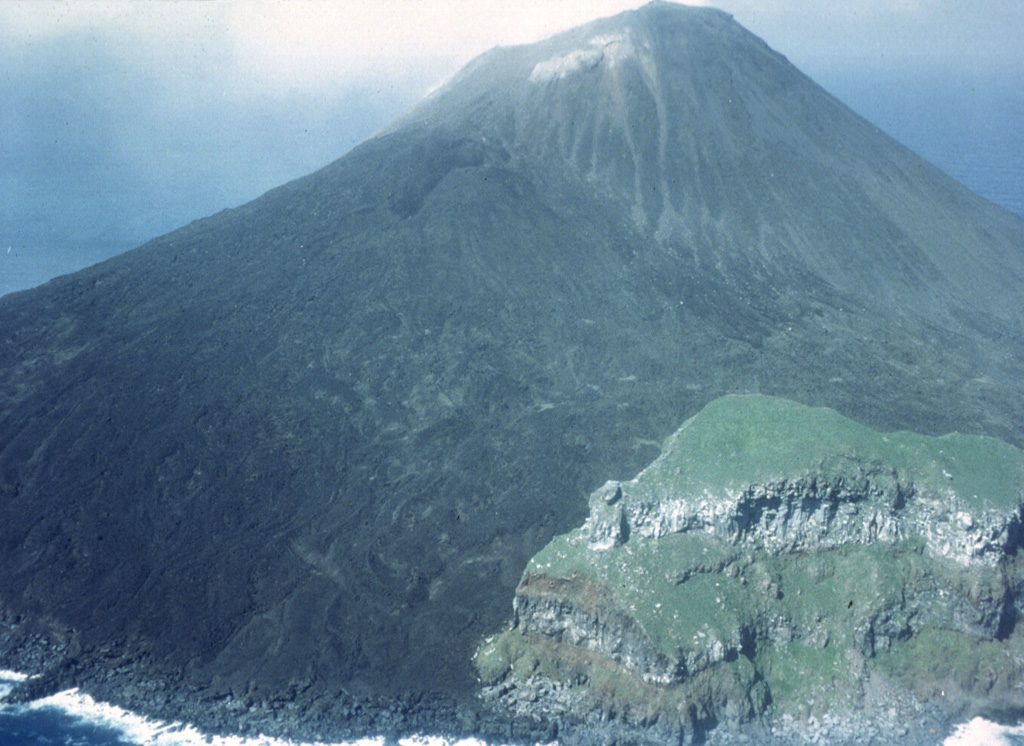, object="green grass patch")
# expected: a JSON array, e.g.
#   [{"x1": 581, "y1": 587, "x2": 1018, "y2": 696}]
[
  {"x1": 634, "y1": 394, "x2": 1024, "y2": 512},
  {"x1": 528, "y1": 531, "x2": 749, "y2": 662},
  {"x1": 875, "y1": 627, "x2": 1016, "y2": 695},
  {"x1": 474, "y1": 629, "x2": 527, "y2": 685},
  {"x1": 758, "y1": 641, "x2": 861, "y2": 715},
  {"x1": 771, "y1": 543, "x2": 923, "y2": 632}
]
